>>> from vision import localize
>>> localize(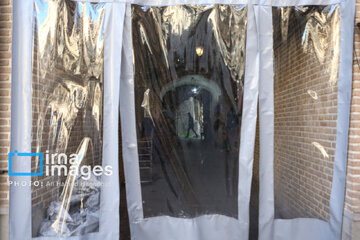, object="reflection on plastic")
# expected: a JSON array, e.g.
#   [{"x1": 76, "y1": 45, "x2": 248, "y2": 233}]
[
  {"x1": 312, "y1": 142, "x2": 329, "y2": 159},
  {"x1": 307, "y1": 90, "x2": 318, "y2": 100},
  {"x1": 276, "y1": 5, "x2": 340, "y2": 85},
  {"x1": 35, "y1": 0, "x2": 104, "y2": 79},
  {"x1": 280, "y1": 8, "x2": 291, "y2": 41},
  {"x1": 32, "y1": 0, "x2": 104, "y2": 237},
  {"x1": 141, "y1": 89, "x2": 154, "y2": 124},
  {"x1": 132, "y1": 4, "x2": 247, "y2": 219}
]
